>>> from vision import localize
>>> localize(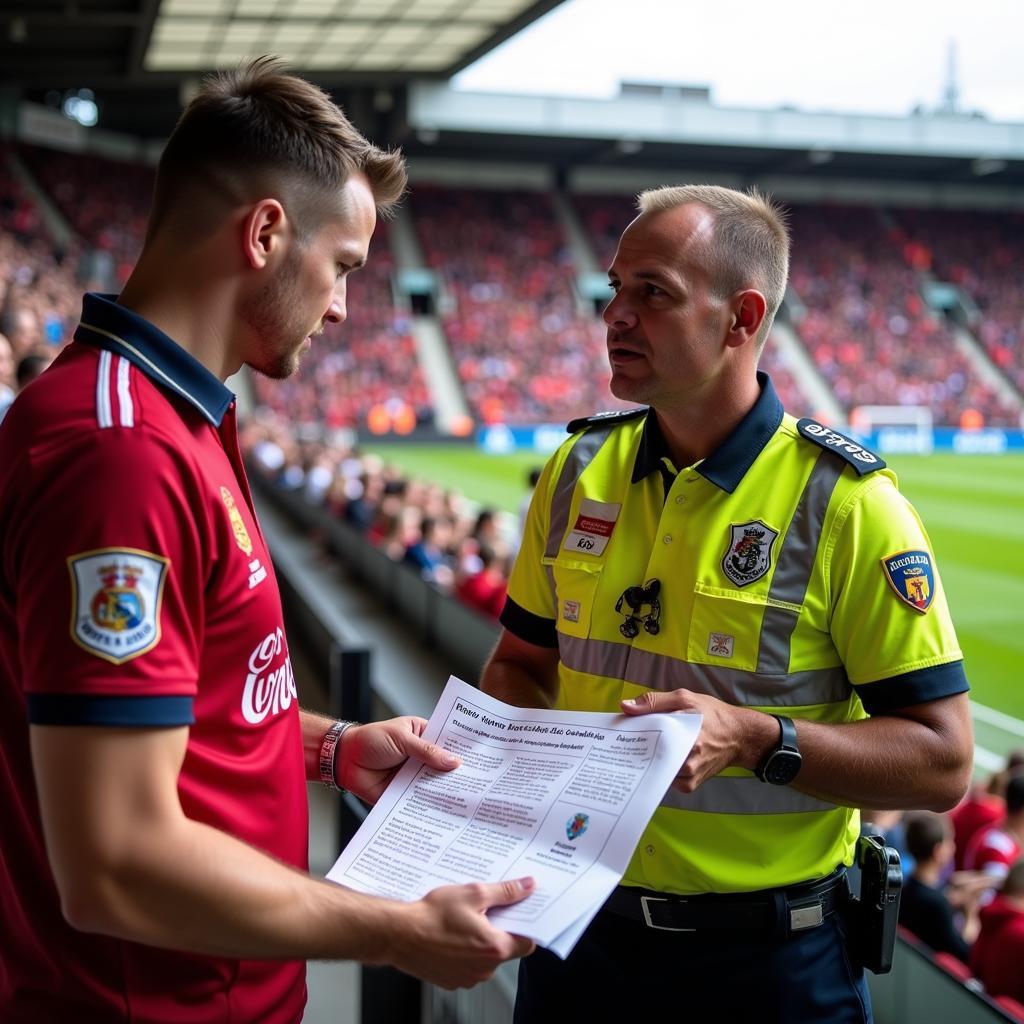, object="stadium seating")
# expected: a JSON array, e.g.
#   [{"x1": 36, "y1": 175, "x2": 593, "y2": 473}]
[
  {"x1": 787, "y1": 203, "x2": 1019, "y2": 427},
  {"x1": 889, "y1": 208, "x2": 1024, "y2": 395},
  {"x1": 411, "y1": 185, "x2": 632, "y2": 424},
  {"x1": 249, "y1": 220, "x2": 432, "y2": 432}
]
